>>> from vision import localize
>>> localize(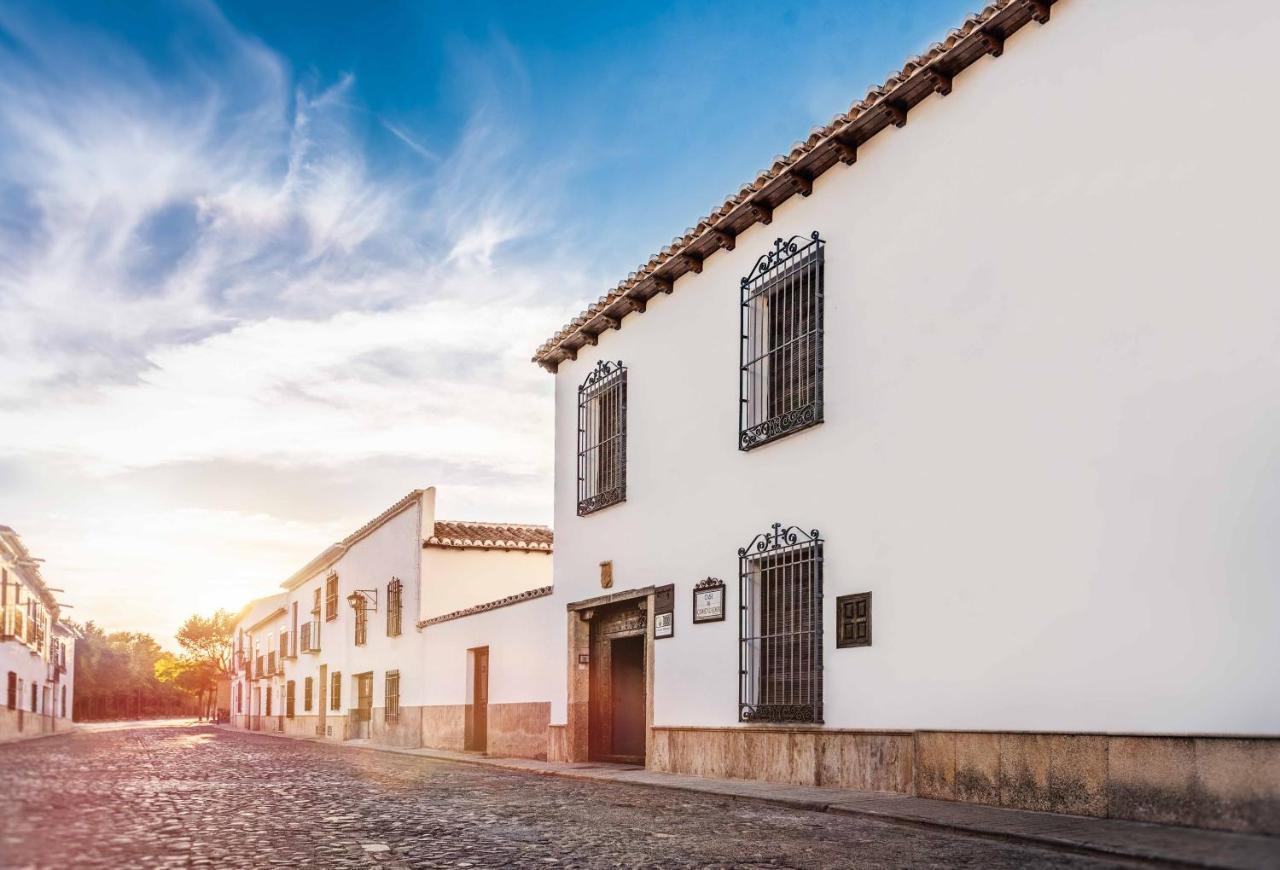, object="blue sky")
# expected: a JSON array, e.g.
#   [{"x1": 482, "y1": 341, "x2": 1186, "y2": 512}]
[{"x1": 0, "y1": 0, "x2": 974, "y2": 642}]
